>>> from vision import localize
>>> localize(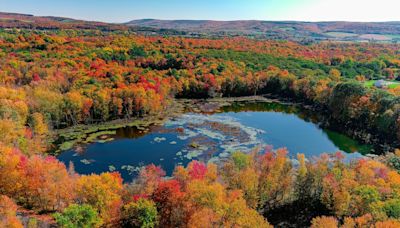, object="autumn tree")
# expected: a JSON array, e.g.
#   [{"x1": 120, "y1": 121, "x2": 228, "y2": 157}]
[
  {"x1": 29, "y1": 112, "x2": 48, "y2": 136},
  {"x1": 311, "y1": 216, "x2": 338, "y2": 228},
  {"x1": 75, "y1": 173, "x2": 123, "y2": 224},
  {"x1": 22, "y1": 155, "x2": 75, "y2": 212},
  {"x1": 0, "y1": 195, "x2": 23, "y2": 228}
]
